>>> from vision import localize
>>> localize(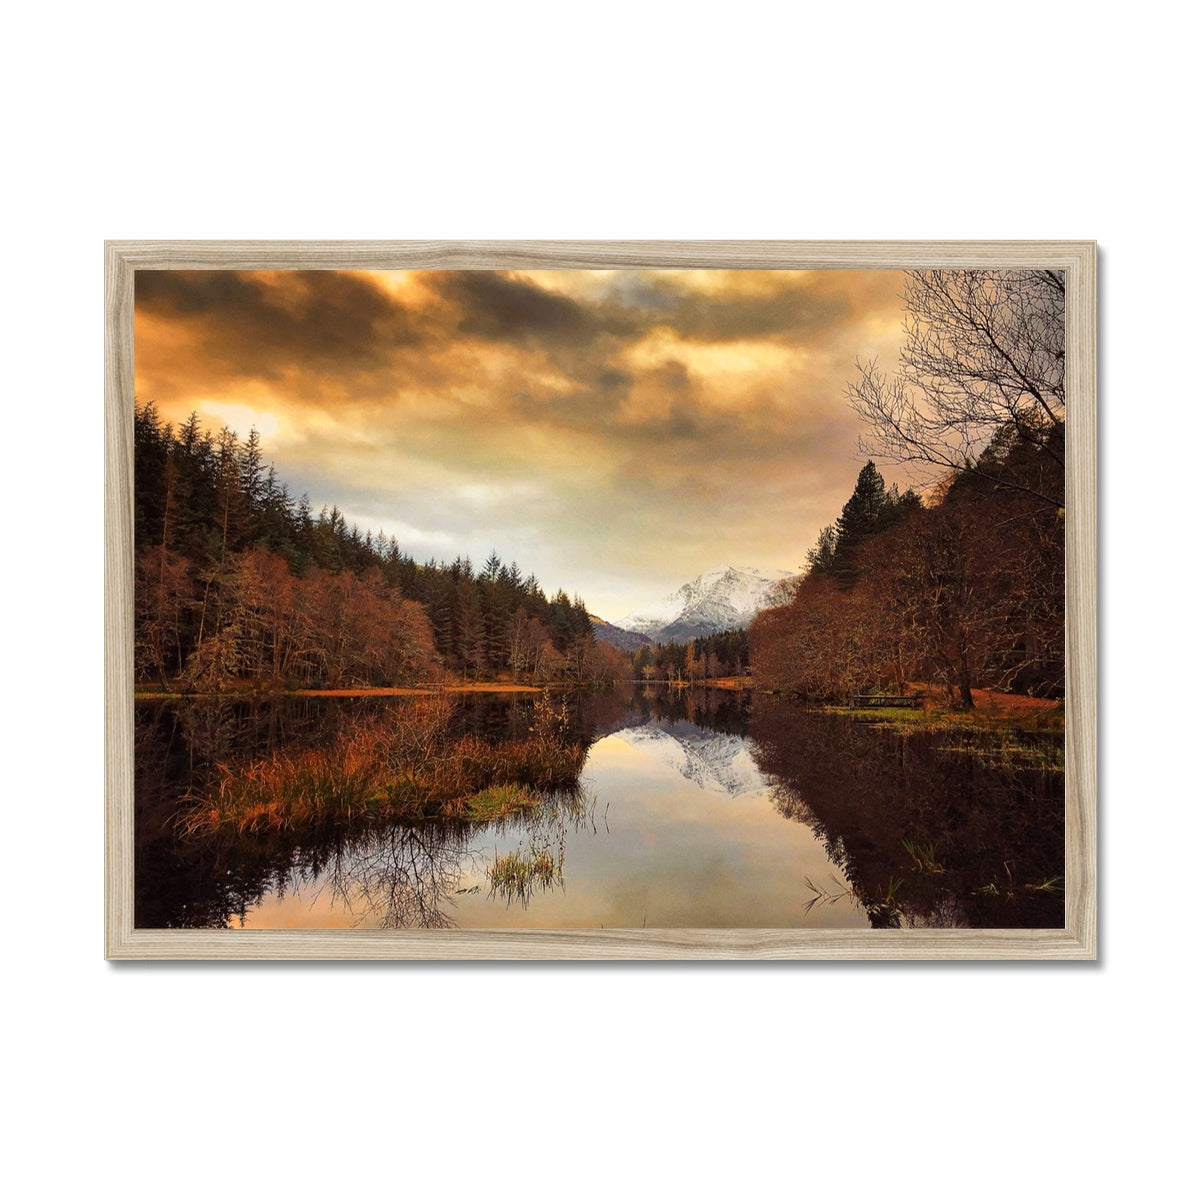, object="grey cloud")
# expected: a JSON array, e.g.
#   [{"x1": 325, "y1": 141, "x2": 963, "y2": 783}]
[
  {"x1": 136, "y1": 269, "x2": 431, "y2": 384},
  {"x1": 425, "y1": 271, "x2": 605, "y2": 347}
]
